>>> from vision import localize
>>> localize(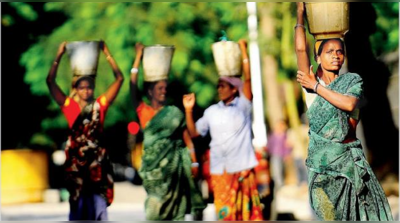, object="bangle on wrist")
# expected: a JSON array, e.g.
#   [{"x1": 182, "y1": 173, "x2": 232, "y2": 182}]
[
  {"x1": 106, "y1": 54, "x2": 112, "y2": 60},
  {"x1": 313, "y1": 82, "x2": 319, "y2": 93},
  {"x1": 243, "y1": 58, "x2": 249, "y2": 63},
  {"x1": 130, "y1": 67, "x2": 139, "y2": 74},
  {"x1": 294, "y1": 24, "x2": 306, "y2": 30},
  {"x1": 191, "y1": 162, "x2": 199, "y2": 168},
  {"x1": 53, "y1": 61, "x2": 59, "y2": 65}
]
